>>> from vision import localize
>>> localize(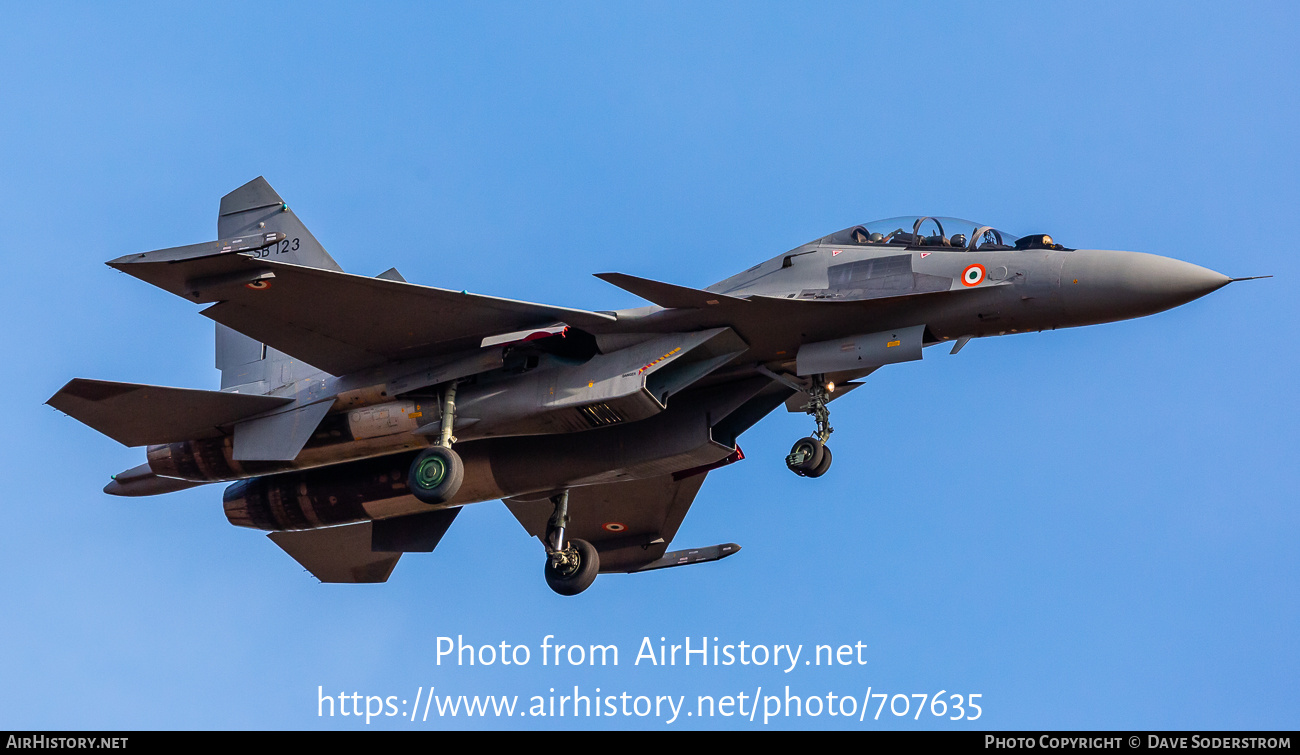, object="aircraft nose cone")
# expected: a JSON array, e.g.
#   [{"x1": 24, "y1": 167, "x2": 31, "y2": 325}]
[{"x1": 1061, "y1": 250, "x2": 1230, "y2": 325}]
